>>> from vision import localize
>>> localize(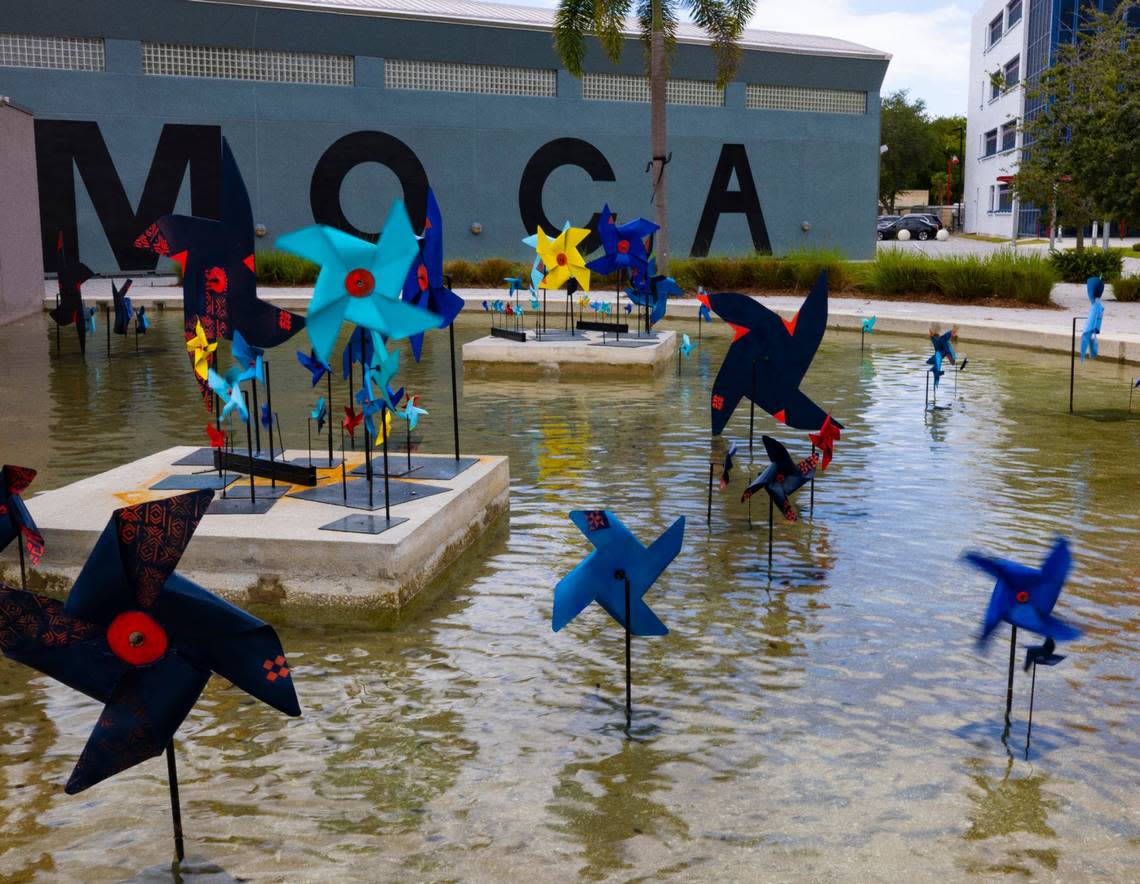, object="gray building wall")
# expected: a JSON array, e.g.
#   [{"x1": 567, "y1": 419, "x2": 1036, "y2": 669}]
[
  {"x1": 0, "y1": 99, "x2": 44, "y2": 323},
  {"x1": 0, "y1": 0, "x2": 888, "y2": 273}
]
